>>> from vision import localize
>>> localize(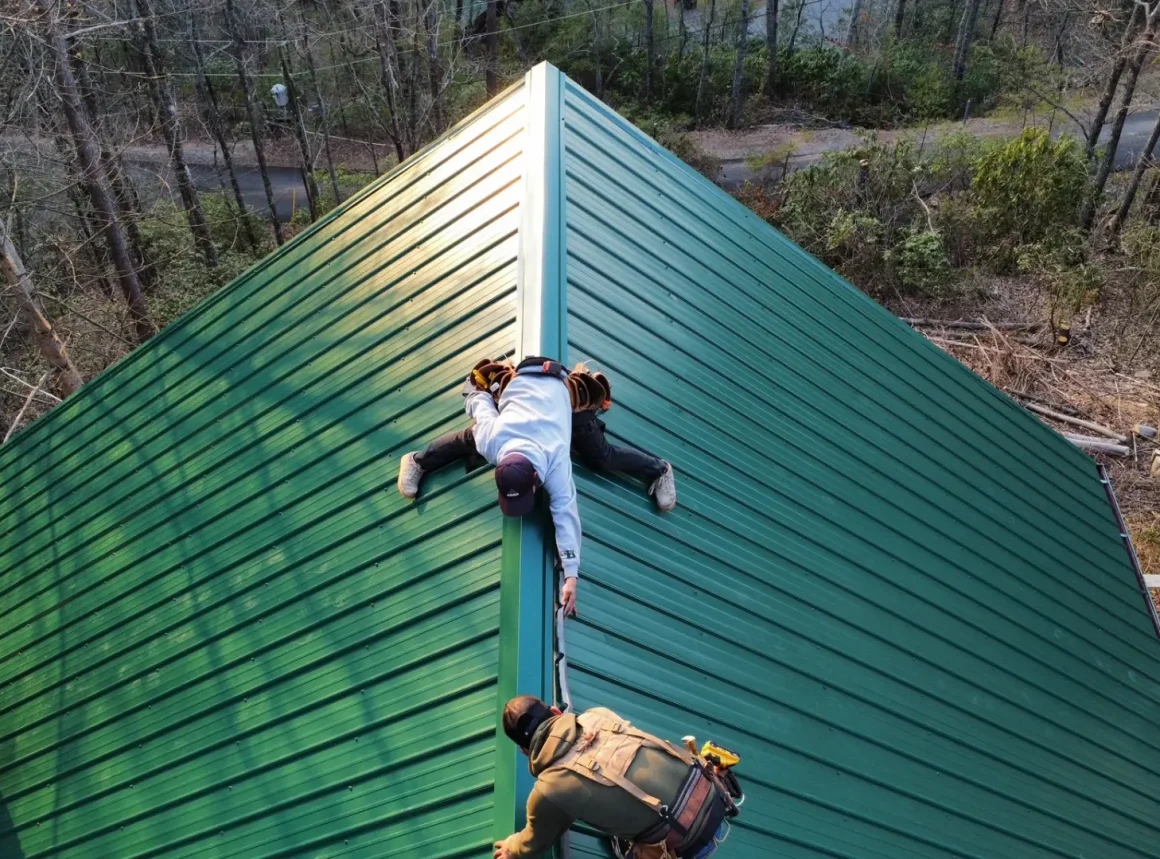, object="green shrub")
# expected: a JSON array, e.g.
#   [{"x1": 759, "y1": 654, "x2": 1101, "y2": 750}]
[
  {"x1": 969, "y1": 128, "x2": 1089, "y2": 264},
  {"x1": 890, "y1": 230, "x2": 954, "y2": 292},
  {"x1": 1016, "y1": 229, "x2": 1103, "y2": 316}
]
